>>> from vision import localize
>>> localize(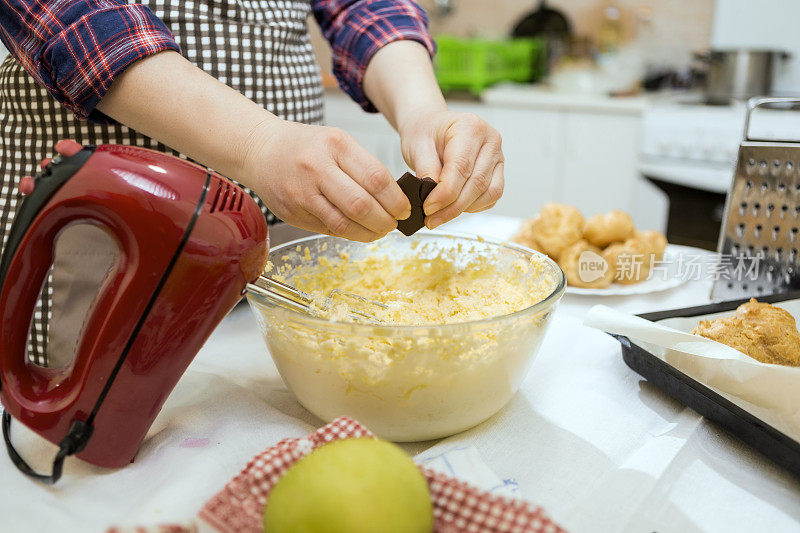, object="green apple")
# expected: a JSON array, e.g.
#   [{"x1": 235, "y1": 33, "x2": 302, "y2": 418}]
[{"x1": 263, "y1": 438, "x2": 433, "y2": 533}]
